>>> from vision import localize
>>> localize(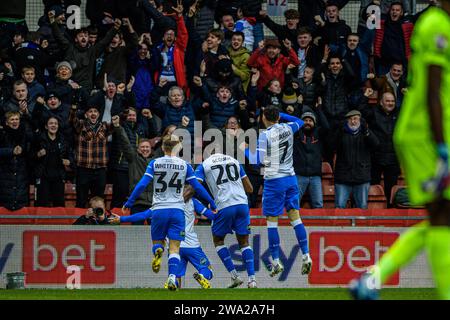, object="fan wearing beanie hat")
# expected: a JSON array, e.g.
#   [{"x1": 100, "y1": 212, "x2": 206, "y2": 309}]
[
  {"x1": 282, "y1": 86, "x2": 301, "y2": 117},
  {"x1": 45, "y1": 91, "x2": 61, "y2": 107},
  {"x1": 282, "y1": 88, "x2": 298, "y2": 105},
  {"x1": 56, "y1": 61, "x2": 73, "y2": 82},
  {"x1": 301, "y1": 111, "x2": 316, "y2": 125},
  {"x1": 57, "y1": 61, "x2": 73, "y2": 73},
  {"x1": 293, "y1": 107, "x2": 329, "y2": 209}
]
